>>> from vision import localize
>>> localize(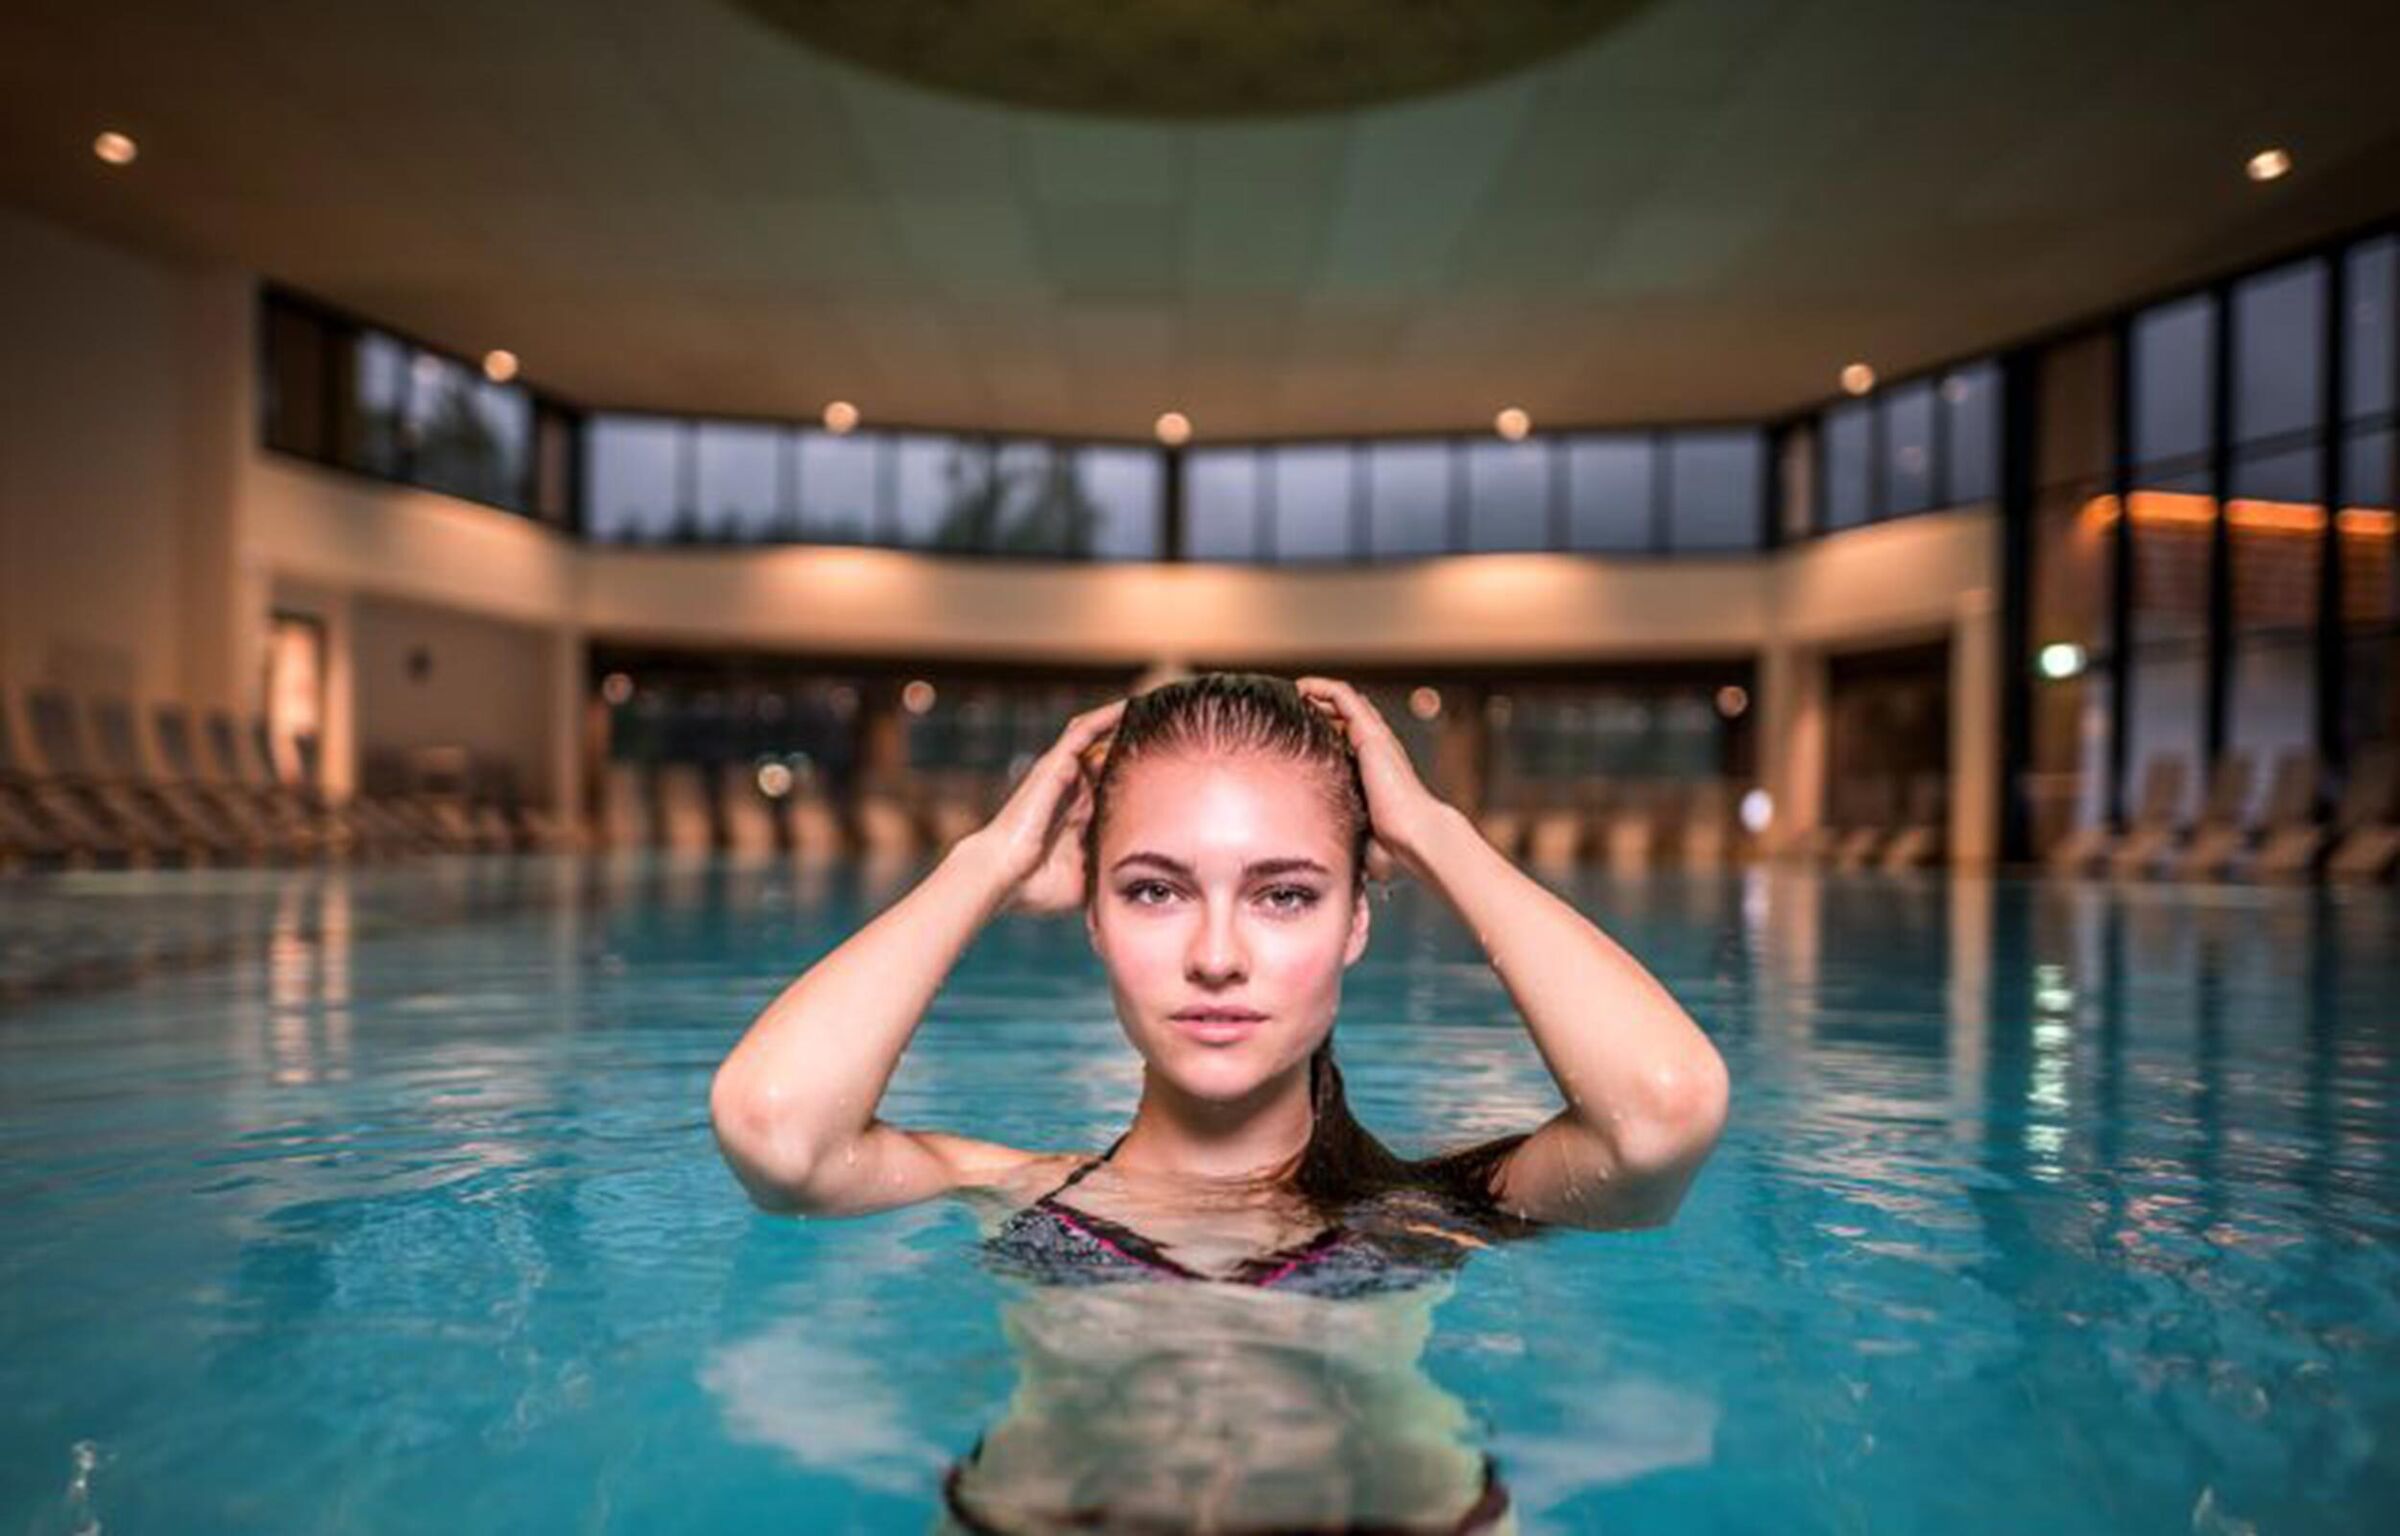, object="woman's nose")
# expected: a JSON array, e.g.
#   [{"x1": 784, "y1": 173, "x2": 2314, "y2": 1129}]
[{"x1": 1185, "y1": 901, "x2": 1248, "y2": 983}]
